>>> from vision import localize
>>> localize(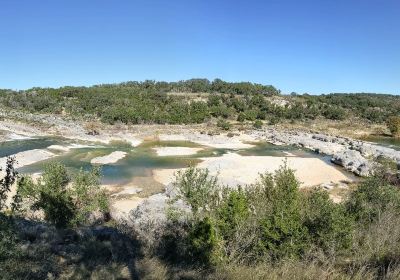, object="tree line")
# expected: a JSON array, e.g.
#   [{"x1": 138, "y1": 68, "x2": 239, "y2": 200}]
[{"x1": 0, "y1": 79, "x2": 399, "y2": 126}]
